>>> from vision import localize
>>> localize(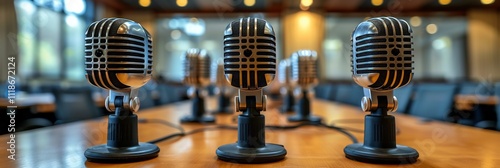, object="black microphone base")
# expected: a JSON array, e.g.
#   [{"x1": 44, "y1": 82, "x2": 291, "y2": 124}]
[
  {"x1": 216, "y1": 143, "x2": 287, "y2": 163},
  {"x1": 344, "y1": 143, "x2": 418, "y2": 164},
  {"x1": 84, "y1": 142, "x2": 160, "y2": 163},
  {"x1": 287, "y1": 115, "x2": 322, "y2": 123},
  {"x1": 180, "y1": 115, "x2": 215, "y2": 123}
]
